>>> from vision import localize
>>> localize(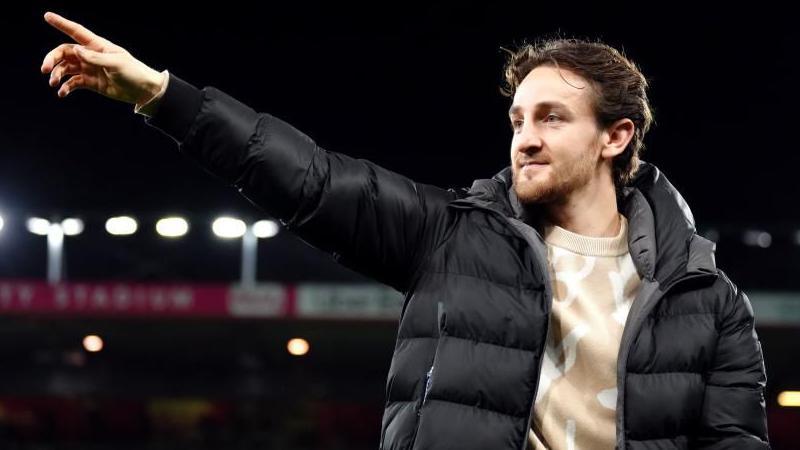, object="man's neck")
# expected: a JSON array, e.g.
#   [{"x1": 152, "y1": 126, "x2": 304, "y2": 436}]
[{"x1": 543, "y1": 178, "x2": 621, "y2": 238}]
